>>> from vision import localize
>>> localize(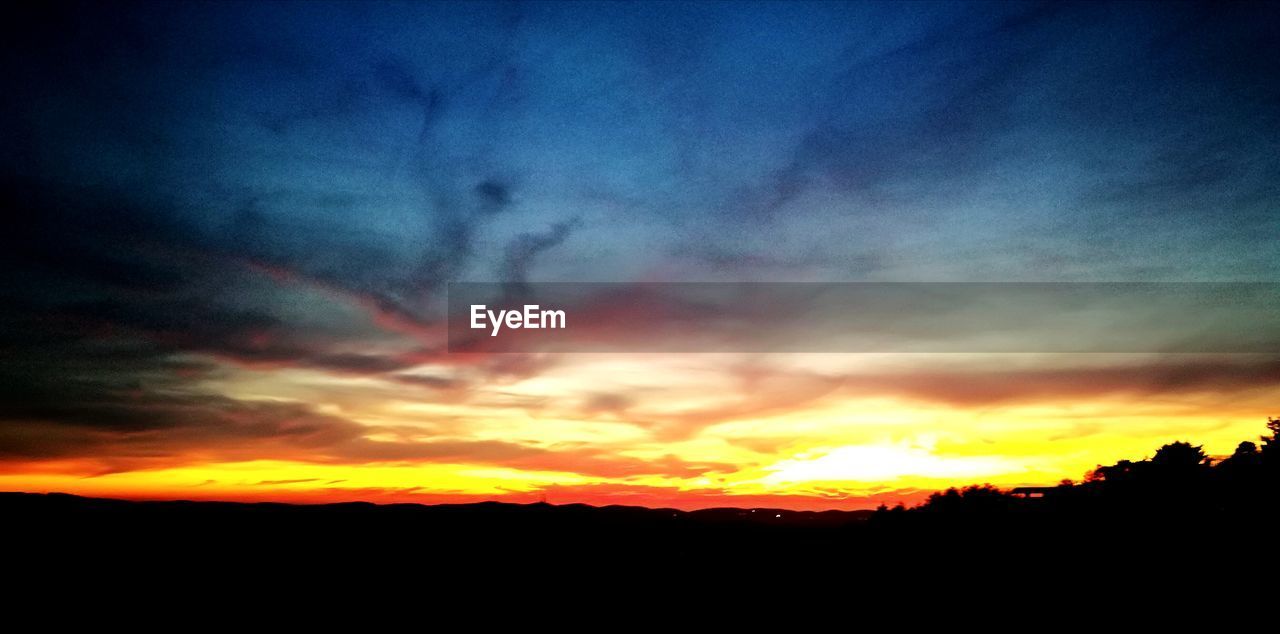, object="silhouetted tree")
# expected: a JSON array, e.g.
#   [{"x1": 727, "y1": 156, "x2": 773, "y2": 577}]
[
  {"x1": 1233, "y1": 441, "x2": 1259, "y2": 459},
  {"x1": 919, "y1": 484, "x2": 1015, "y2": 515},
  {"x1": 1261, "y1": 417, "x2": 1280, "y2": 458},
  {"x1": 1087, "y1": 459, "x2": 1140, "y2": 484},
  {"x1": 871, "y1": 418, "x2": 1280, "y2": 528},
  {"x1": 1219, "y1": 441, "x2": 1260, "y2": 471},
  {"x1": 1150, "y1": 441, "x2": 1210, "y2": 469}
]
